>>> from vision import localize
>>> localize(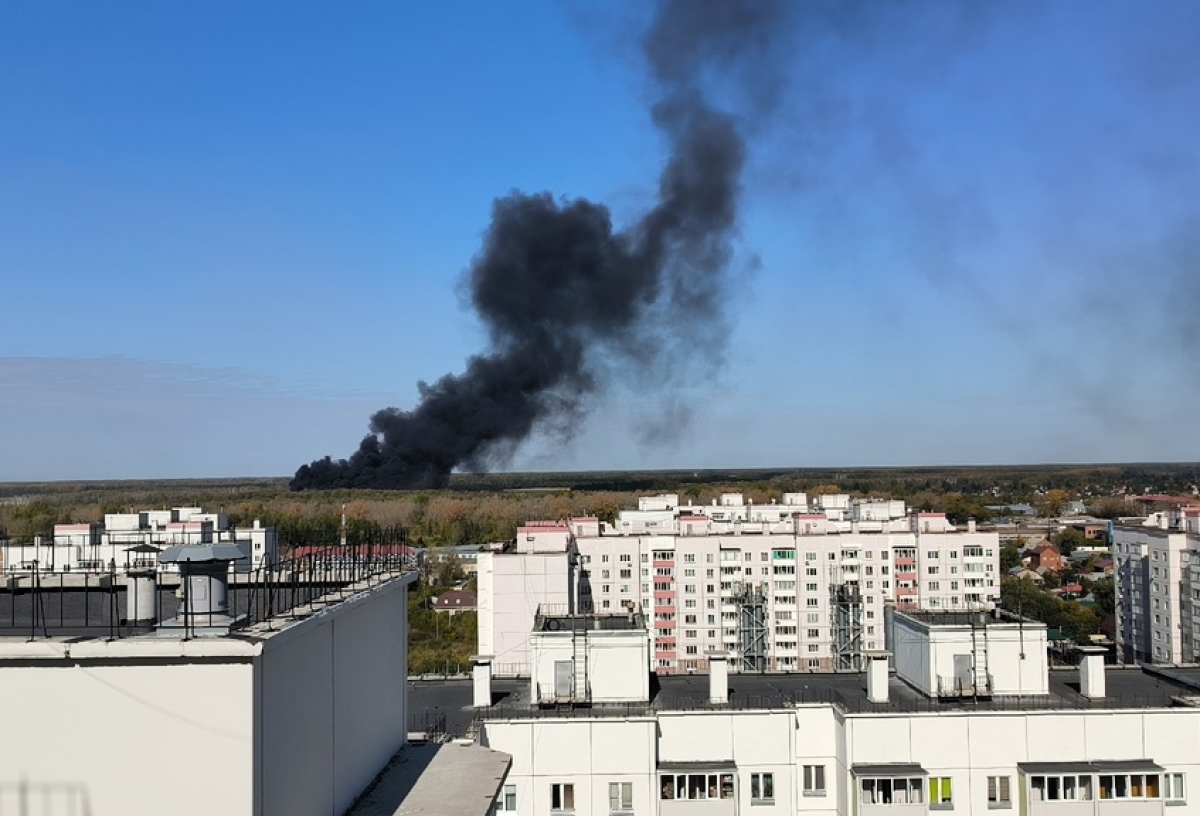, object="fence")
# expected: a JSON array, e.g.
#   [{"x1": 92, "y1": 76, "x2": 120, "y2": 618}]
[
  {"x1": 476, "y1": 685, "x2": 1187, "y2": 723},
  {"x1": 0, "y1": 547, "x2": 411, "y2": 641}
]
